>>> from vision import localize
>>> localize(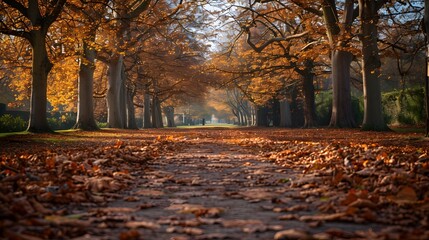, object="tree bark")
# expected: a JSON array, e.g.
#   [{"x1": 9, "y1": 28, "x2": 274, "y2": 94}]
[
  {"x1": 151, "y1": 95, "x2": 163, "y2": 128},
  {"x1": 329, "y1": 50, "x2": 356, "y2": 128},
  {"x1": 107, "y1": 55, "x2": 126, "y2": 128},
  {"x1": 256, "y1": 106, "x2": 269, "y2": 126},
  {"x1": 164, "y1": 106, "x2": 176, "y2": 127},
  {"x1": 143, "y1": 89, "x2": 152, "y2": 128},
  {"x1": 27, "y1": 29, "x2": 53, "y2": 133},
  {"x1": 126, "y1": 86, "x2": 138, "y2": 129},
  {"x1": 279, "y1": 99, "x2": 292, "y2": 127},
  {"x1": 74, "y1": 34, "x2": 99, "y2": 131},
  {"x1": 359, "y1": 0, "x2": 388, "y2": 131},
  {"x1": 323, "y1": 0, "x2": 356, "y2": 128},
  {"x1": 424, "y1": 0, "x2": 429, "y2": 137},
  {"x1": 301, "y1": 60, "x2": 317, "y2": 128}
]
